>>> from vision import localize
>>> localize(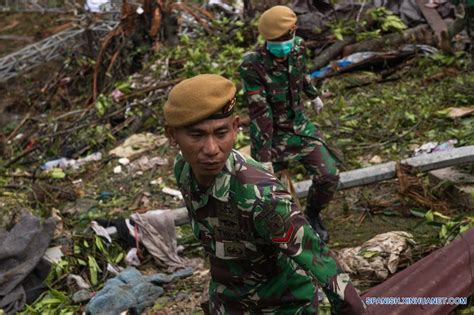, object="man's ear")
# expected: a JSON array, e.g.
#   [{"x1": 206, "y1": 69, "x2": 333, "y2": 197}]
[
  {"x1": 232, "y1": 116, "x2": 240, "y2": 133},
  {"x1": 165, "y1": 126, "x2": 177, "y2": 147}
]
